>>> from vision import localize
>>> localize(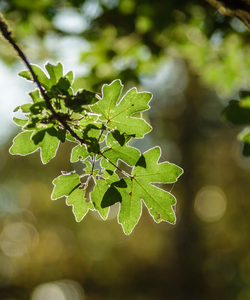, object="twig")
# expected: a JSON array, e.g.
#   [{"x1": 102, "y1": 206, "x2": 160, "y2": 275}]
[
  {"x1": 100, "y1": 153, "x2": 132, "y2": 177},
  {"x1": 0, "y1": 13, "x2": 128, "y2": 177},
  {"x1": 0, "y1": 14, "x2": 86, "y2": 144}
]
